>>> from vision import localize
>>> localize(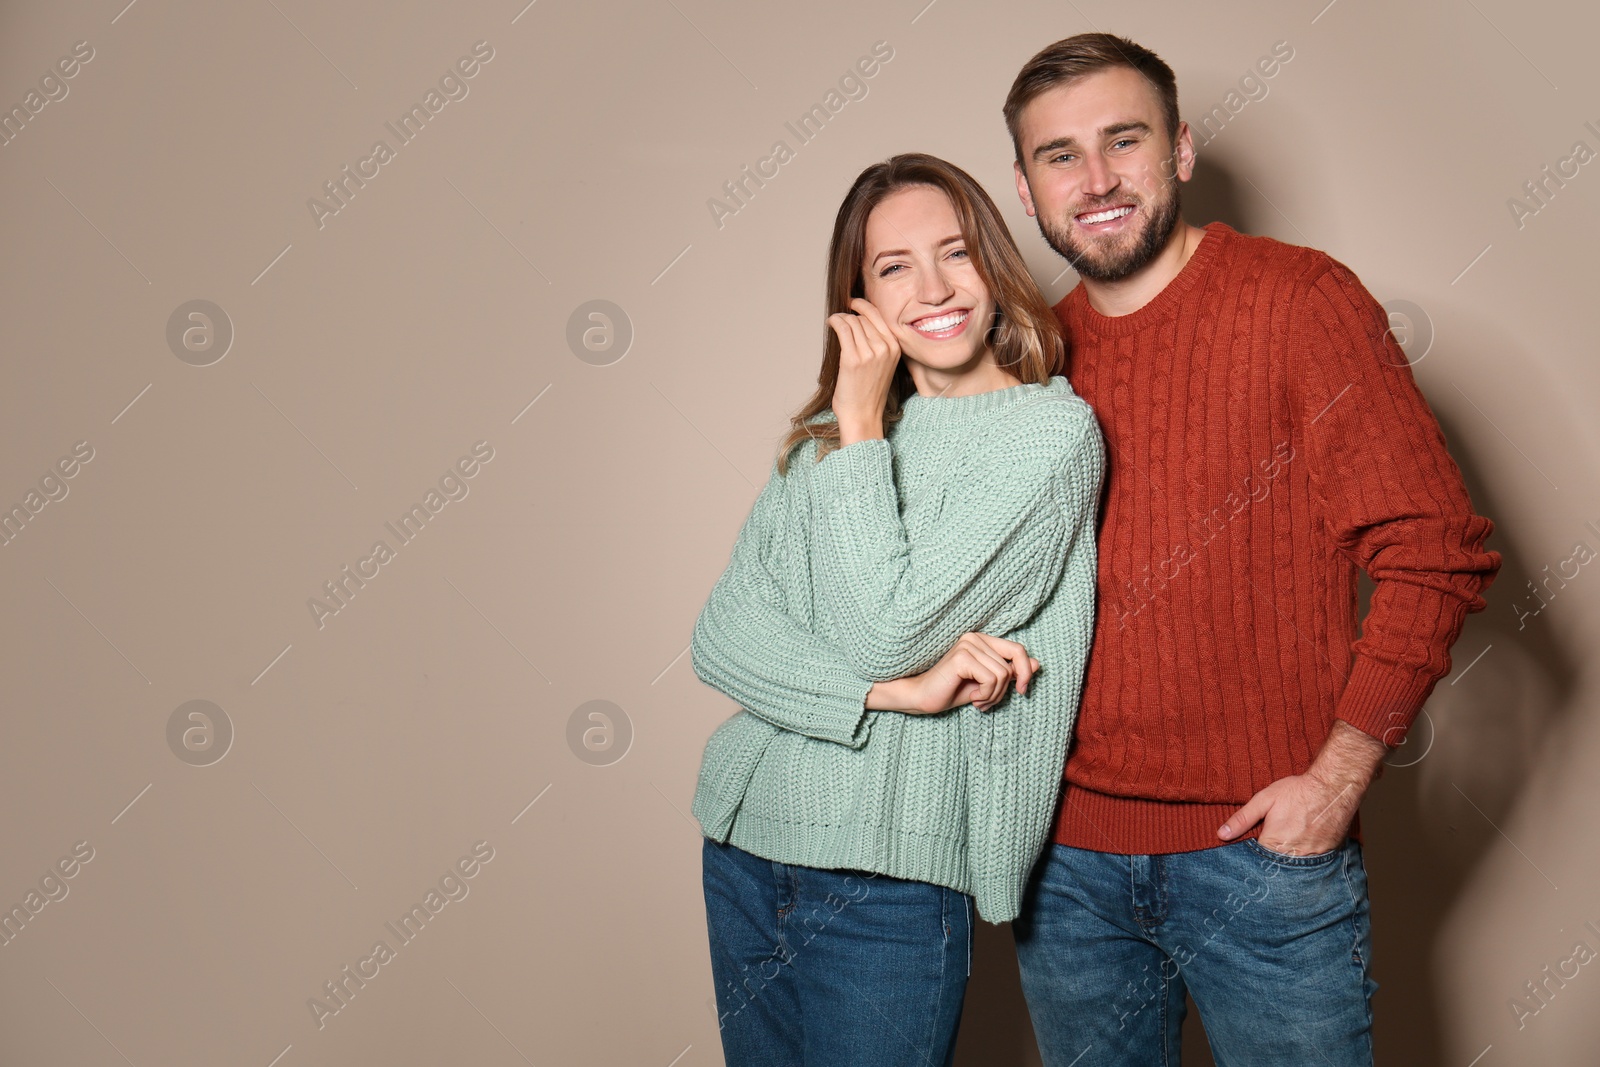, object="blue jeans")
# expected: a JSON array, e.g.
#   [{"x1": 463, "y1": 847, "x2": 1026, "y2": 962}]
[
  {"x1": 701, "y1": 837, "x2": 972, "y2": 1066},
  {"x1": 1013, "y1": 838, "x2": 1377, "y2": 1067}
]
